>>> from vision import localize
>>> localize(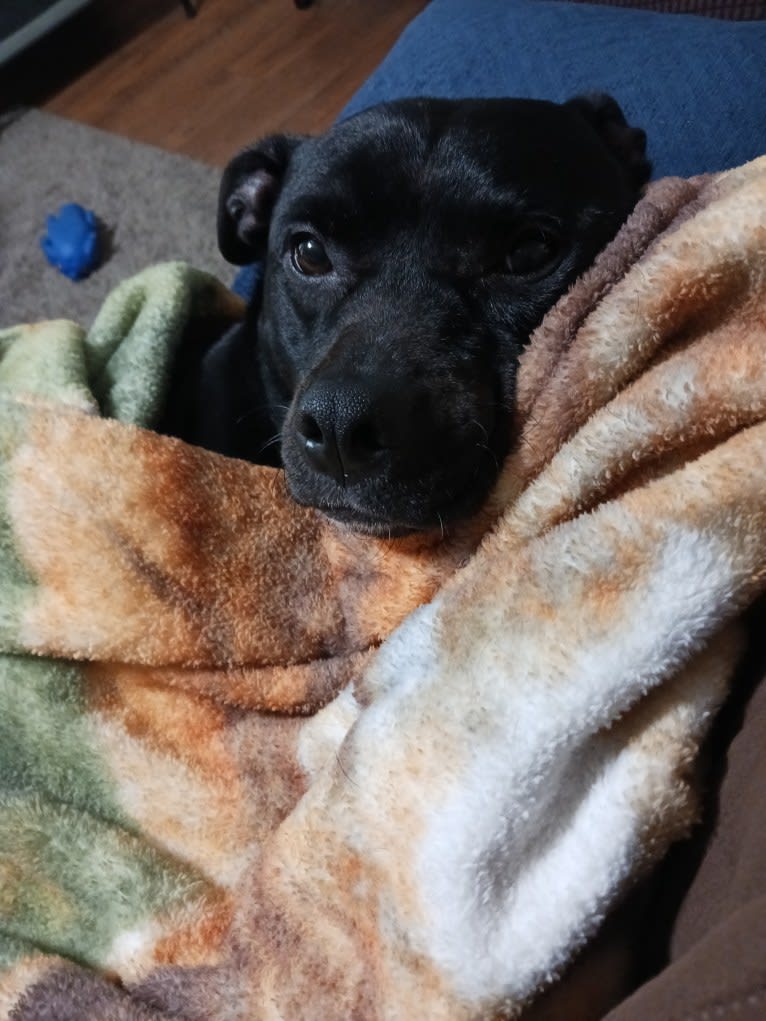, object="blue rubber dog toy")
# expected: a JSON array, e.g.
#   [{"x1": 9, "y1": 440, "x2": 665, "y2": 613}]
[{"x1": 41, "y1": 203, "x2": 101, "y2": 281}]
